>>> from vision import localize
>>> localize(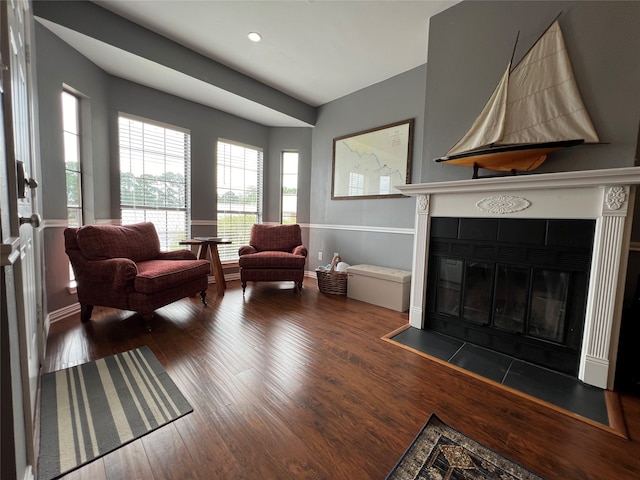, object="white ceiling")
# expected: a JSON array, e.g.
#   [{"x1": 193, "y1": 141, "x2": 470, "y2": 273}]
[{"x1": 38, "y1": 1, "x2": 458, "y2": 126}]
